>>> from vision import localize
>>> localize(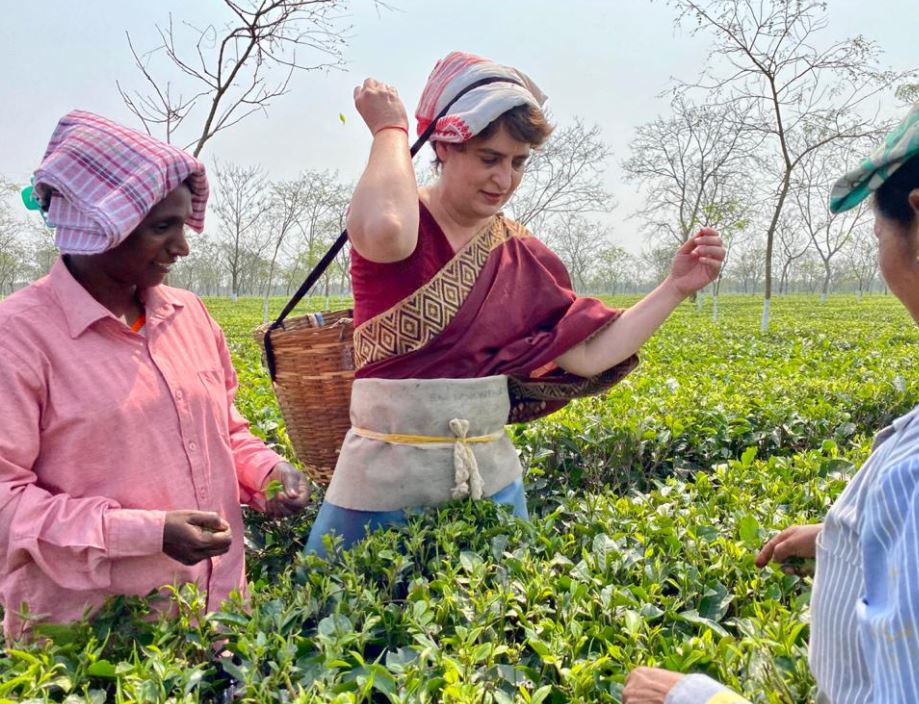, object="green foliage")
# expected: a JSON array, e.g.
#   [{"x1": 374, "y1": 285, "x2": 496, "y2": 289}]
[
  {"x1": 518, "y1": 295, "x2": 917, "y2": 502},
  {"x1": 1, "y1": 294, "x2": 913, "y2": 703}
]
